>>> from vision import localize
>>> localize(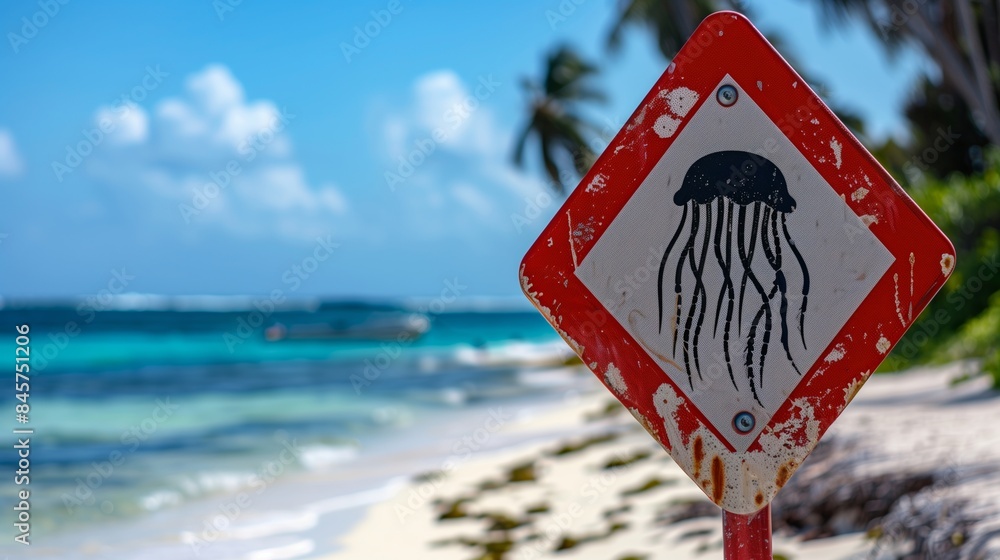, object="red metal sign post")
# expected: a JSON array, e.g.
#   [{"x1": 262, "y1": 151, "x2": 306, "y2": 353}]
[
  {"x1": 723, "y1": 506, "x2": 771, "y2": 559},
  {"x1": 520, "y1": 11, "x2": 954, "y2": 558}
]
